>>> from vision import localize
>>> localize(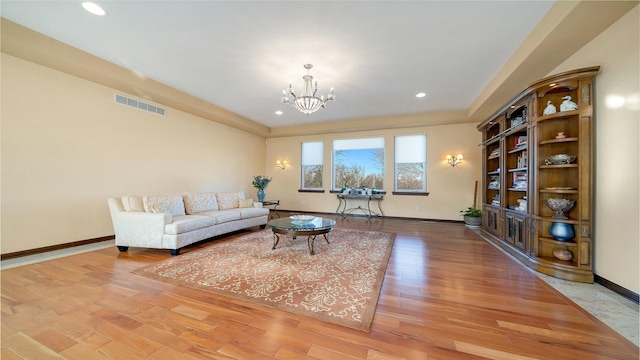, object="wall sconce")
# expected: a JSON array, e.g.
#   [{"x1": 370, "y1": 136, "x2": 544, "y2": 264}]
[
  {"x1": 276, "y1": 160, "x2": 288, "y2": 170},
  {"x1": 446, "y1": 154, "x2": 463, "y2": 167}
]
